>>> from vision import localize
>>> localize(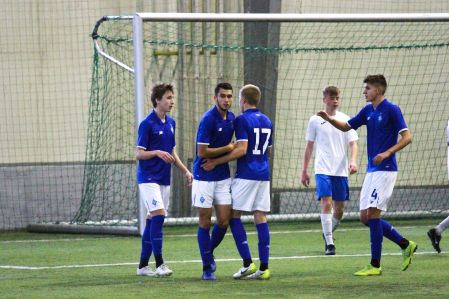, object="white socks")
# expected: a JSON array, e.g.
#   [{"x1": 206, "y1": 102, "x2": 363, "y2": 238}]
[
  {"x1": 321, "y1": 213, "x2": 333, "y2": 245},
  {"x1": 436, "y1": 215, "x2": 449, "y2": 235},
  {"x1": 332, "y1": 216, "x2": 341, "y2": 232}
]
